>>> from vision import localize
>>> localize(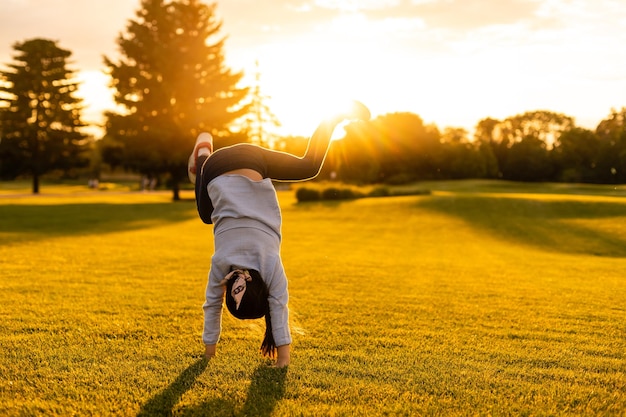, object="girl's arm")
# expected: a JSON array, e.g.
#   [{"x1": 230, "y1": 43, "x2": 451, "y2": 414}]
[
  {"x1": 205, "y1": 344, "x2": 217, "y2": 359},
  {"x1": 275, "y1": 344, "x2": 290, "y2": 367}
]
